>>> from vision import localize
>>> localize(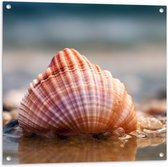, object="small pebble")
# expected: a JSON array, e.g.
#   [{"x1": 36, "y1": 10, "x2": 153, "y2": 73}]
[
  {"x1": 111, "y1": 127, "x2": 125, "y2": 137},
  {"x1": 143, "y1": 129, "x2": 165, "y2": 138},
  {"x1": 3, "y1": 109, "x2": 19, "y2": 127},
  {"x1": 143, "y1": 127, "x2": 166, "y2": 138},
  {"x1": 10, "y1": 109, "x2": 19, "y2": 120},
  {"x1": 118, "y1": 134, "x2": 132, "y2": 140},
  {"x1": 129, "y1": 130, "x2": 146, "y2": 138},
  {"x1": 138, "y1": 117, "x2": 163, "y2": 130},
  {"x1": 4, "y1": 89, "x2": 24, "y2": 110},
  {"x1": 3, "y1": 112, "x2": 12, "y2": 127},
  {"x1": 143, "y1": 129, "x2": 156, "y2": 137}
]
